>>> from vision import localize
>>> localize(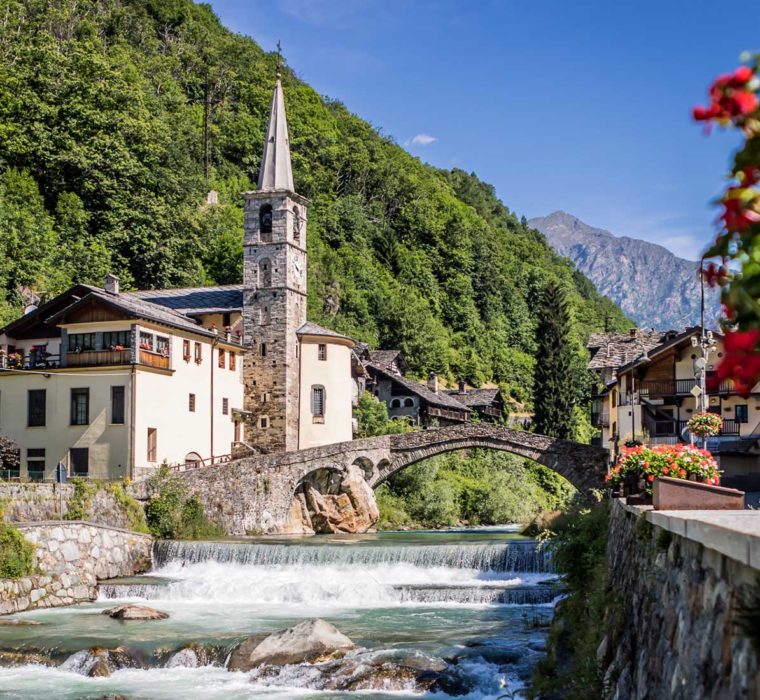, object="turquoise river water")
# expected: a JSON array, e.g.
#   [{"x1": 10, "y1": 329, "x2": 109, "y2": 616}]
[{"x1": 0, "y1": 527, "x2": 558, "y2": 699}]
